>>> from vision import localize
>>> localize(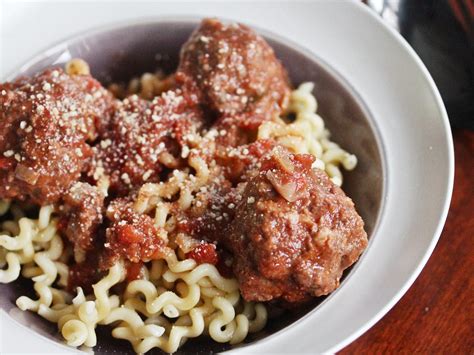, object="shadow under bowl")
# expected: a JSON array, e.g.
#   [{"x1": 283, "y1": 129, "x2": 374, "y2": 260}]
[{"x1": 0, "y1": 19, "x2": 385, "y2": 354}]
